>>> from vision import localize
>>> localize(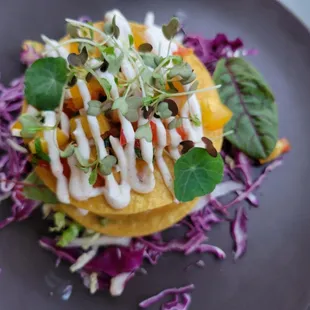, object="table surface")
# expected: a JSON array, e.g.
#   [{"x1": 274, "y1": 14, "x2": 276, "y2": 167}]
[{"x1": 282, "y1": 0, "x2": 310, "y2": 28}]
